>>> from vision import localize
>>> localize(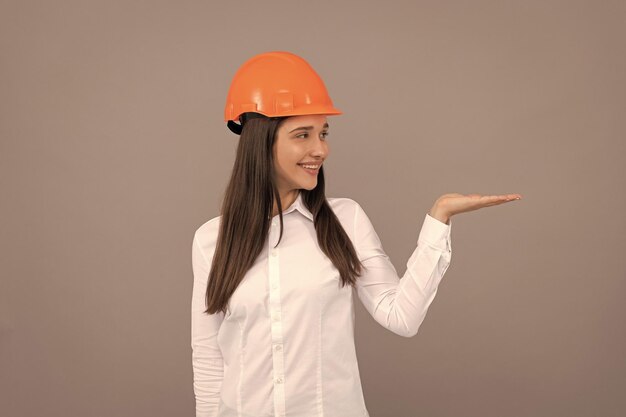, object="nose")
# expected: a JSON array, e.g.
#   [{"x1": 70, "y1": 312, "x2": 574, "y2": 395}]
[{"x1": 310, "y1": 136, "x2": 328, "y2": 158}]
